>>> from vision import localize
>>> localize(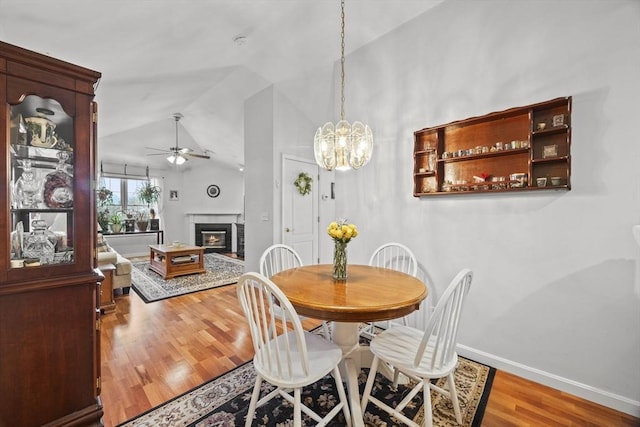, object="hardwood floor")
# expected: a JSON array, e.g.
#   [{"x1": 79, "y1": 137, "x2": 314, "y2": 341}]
[{"x1": 100, "y1": 283, "x2": 639, "y2": 427}]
